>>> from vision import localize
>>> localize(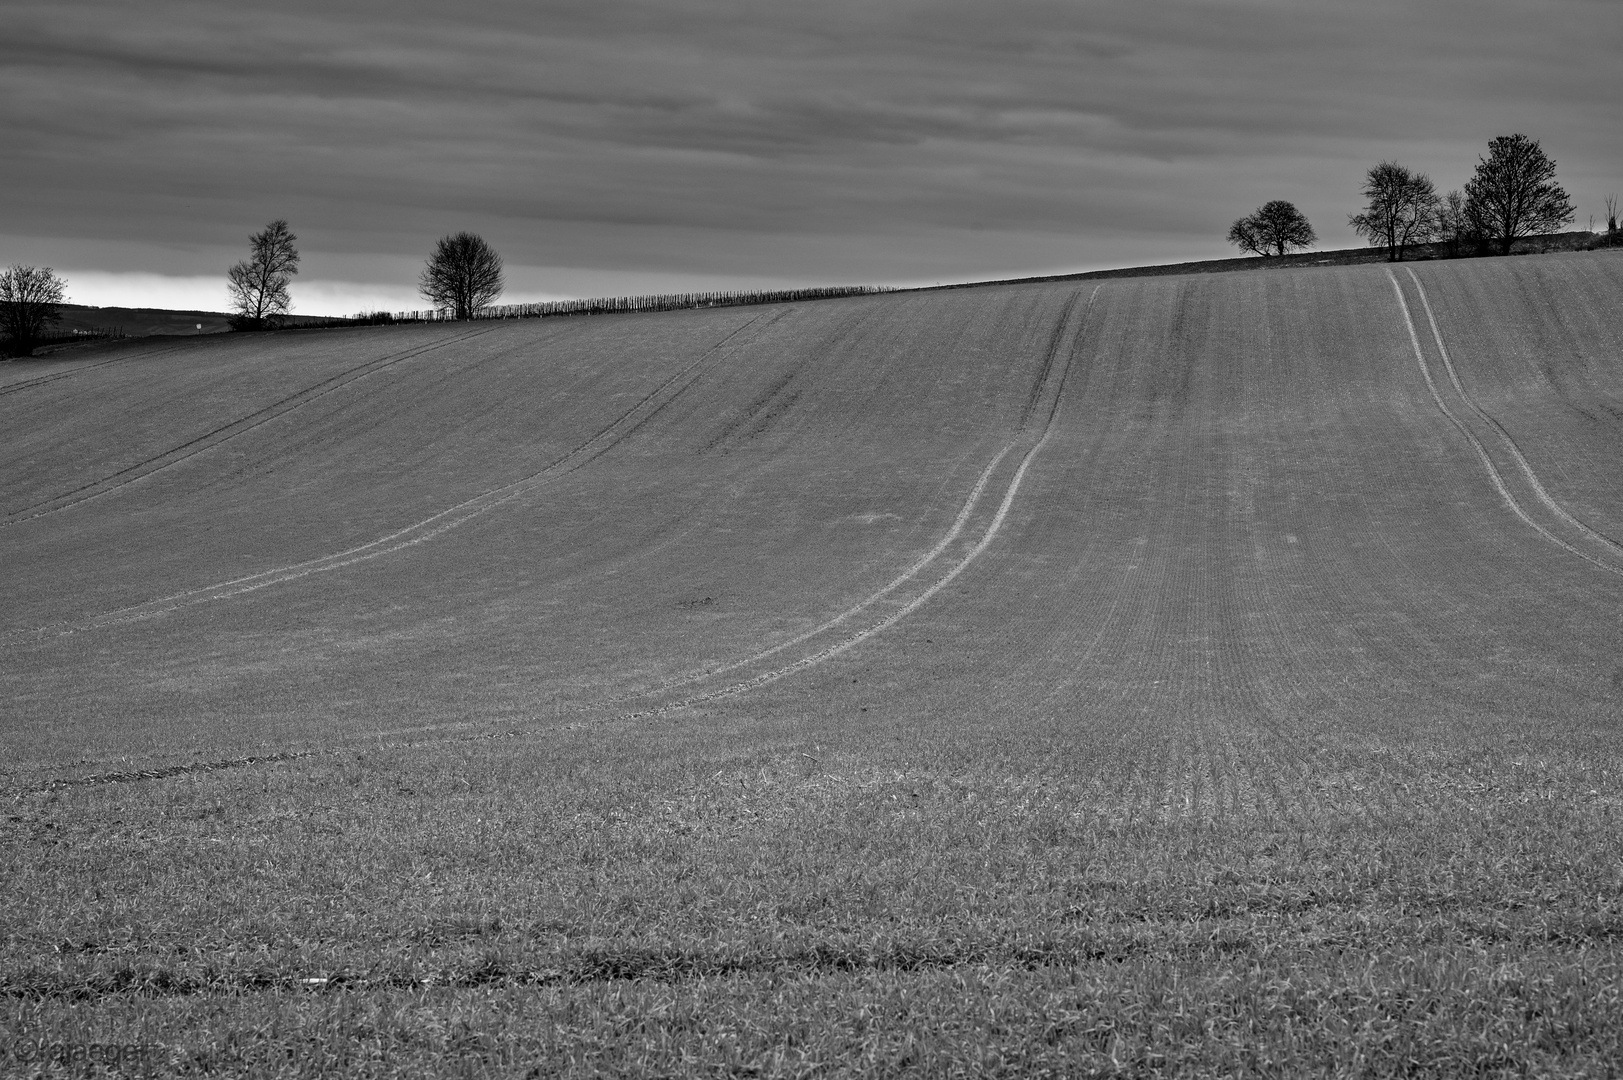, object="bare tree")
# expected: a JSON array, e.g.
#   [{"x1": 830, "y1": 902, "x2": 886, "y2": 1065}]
[
  {"x1": 1463, "y1": 134, "x2": 1574, "y2": 256},
  {"x1": 1227, "y1": 200, "x2": 1317, "y2": 257},
  {"x1": 1433, "y1": 190, "x2": 1487, "y2": 259},
  {"x1": 0, "y1": 265, "x2": 68, "y2": 357},
  {"x1": 419, "y1": 233, "x2": 504, "y2": 319},
  {"x1": 1347, "y1": 161, "x2": 1439, "y2": 263},
  {"x1": 227, "y1": 220, "x2": 299, "y2": 330},
  {"x1": 1606, "y1": 194, "x2": 1619, "y2": 238}
]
